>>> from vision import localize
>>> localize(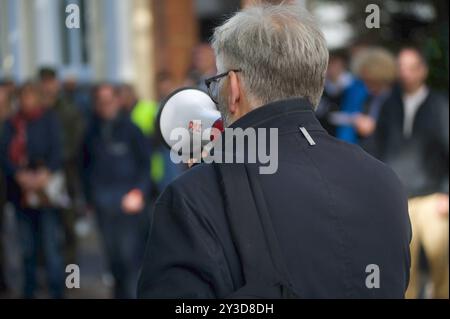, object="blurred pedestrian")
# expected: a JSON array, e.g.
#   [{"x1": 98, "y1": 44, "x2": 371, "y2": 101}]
[
  {"x1": 352, "y1": 48, "x2": 397, "y2": 155},
  {"x1": 63, "y1": 76, "x2": 93, "y2": 123},
  {"x1": 0, "y1": 82, "x2": 65, "y2": 299},
  {"x1": 0, "y1": 78, "x2": 18, "y2": 111},
  {"x1": 316, "y1": 50, "x2": 368, "y2": 138},
  {"x1": 152, "y1": 72, "x2": 184, "y2": 198},
  {"x1": 376, "y1": 47, "x2": 449, "y2": 299},
  {"x1": 118, "y1": 83, "x2": 158, "y2": 137},
  {"x1": 82, "y1": 84, "x2": 150, "y2": 298},
  {"x1": 118, "y1": 83, "x2": 160, "y2": 230},
  {"x1": 190, "y1": 43, "x2": 217, "y2": 92},
  {"x1": 0, "y1": 81, "x2": 14, "y2": 294},
  {"x1": 119, "y1": 80, "x2": 183, "y2": 201},
  {"x1": 156, "y1": 71, "x2": 176, "y2": 101},
  {"x1": 38, "y1": 67, "x2": 85, "y2": 265}
]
